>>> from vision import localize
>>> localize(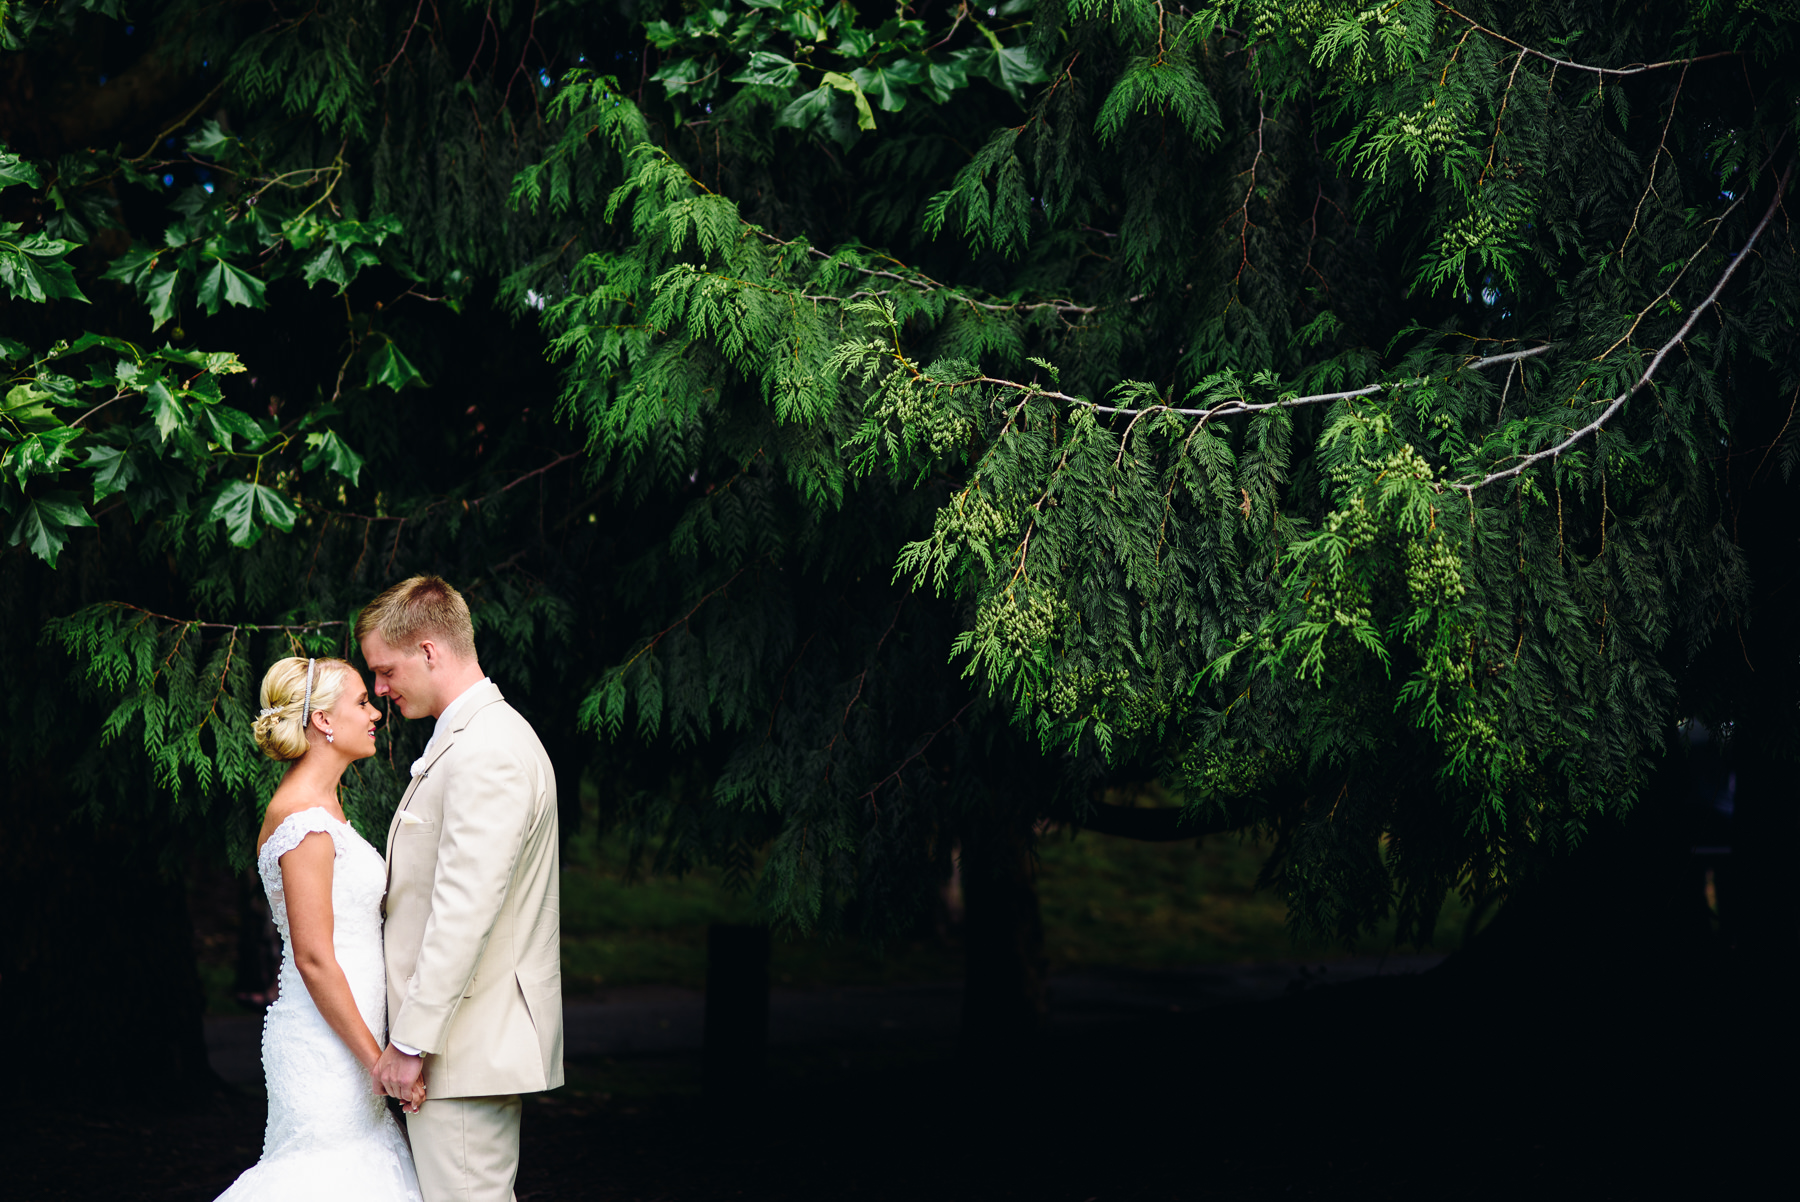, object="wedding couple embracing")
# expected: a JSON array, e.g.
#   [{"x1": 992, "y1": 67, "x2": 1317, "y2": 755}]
[{"x1": 217, "y1": 575, "x2": 562, "y2": 1202}]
